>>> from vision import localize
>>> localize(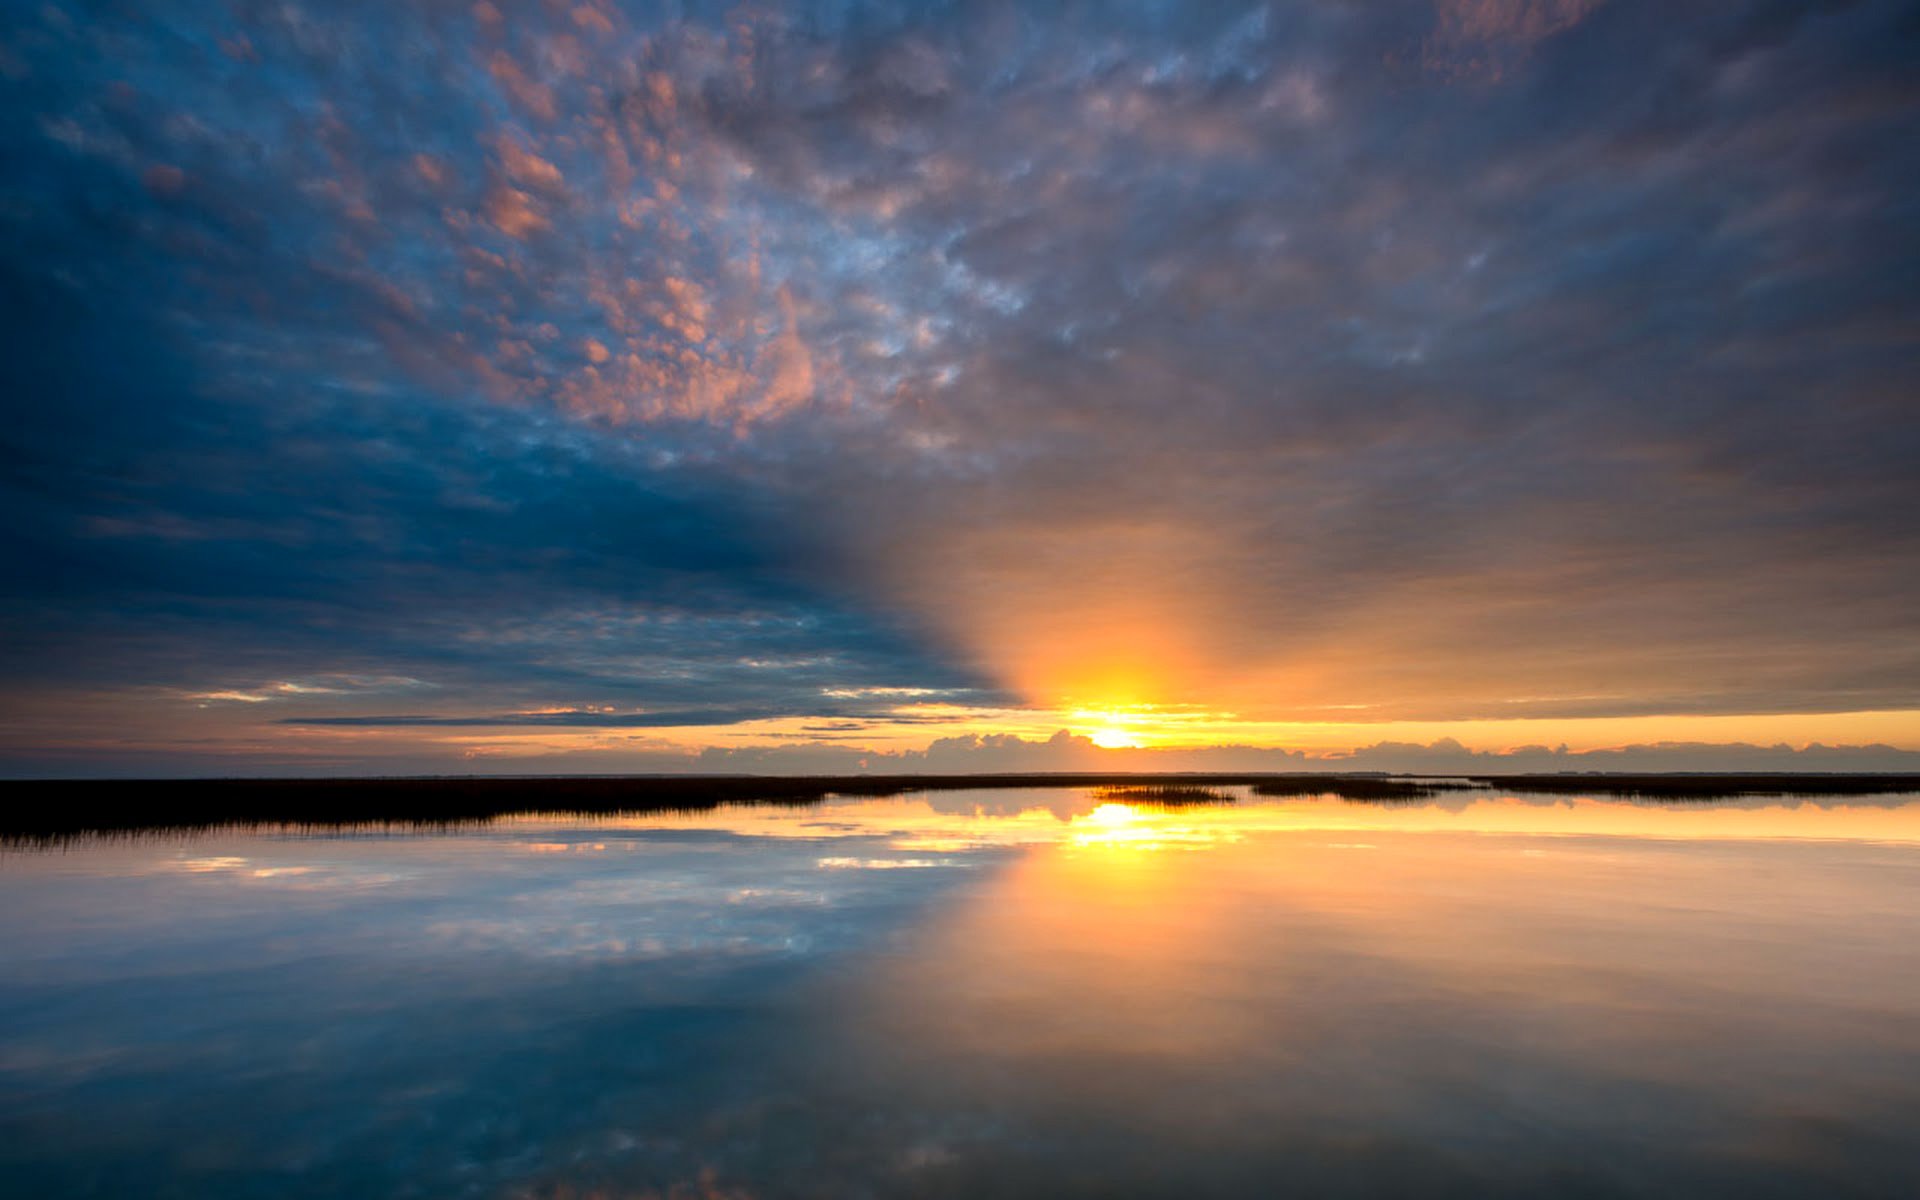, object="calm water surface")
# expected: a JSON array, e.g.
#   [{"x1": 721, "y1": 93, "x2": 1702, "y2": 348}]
[{"x1": 3, "y1": 787, "x2": 1919, "y2": 1198}]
